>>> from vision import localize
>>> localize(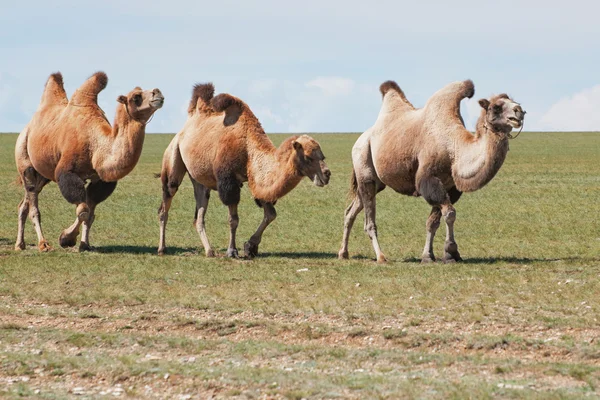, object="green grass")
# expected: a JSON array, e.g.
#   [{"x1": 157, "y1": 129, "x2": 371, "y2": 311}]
[{"x1": 0, "y1": 132, "x2": 599, "y2": 398}]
